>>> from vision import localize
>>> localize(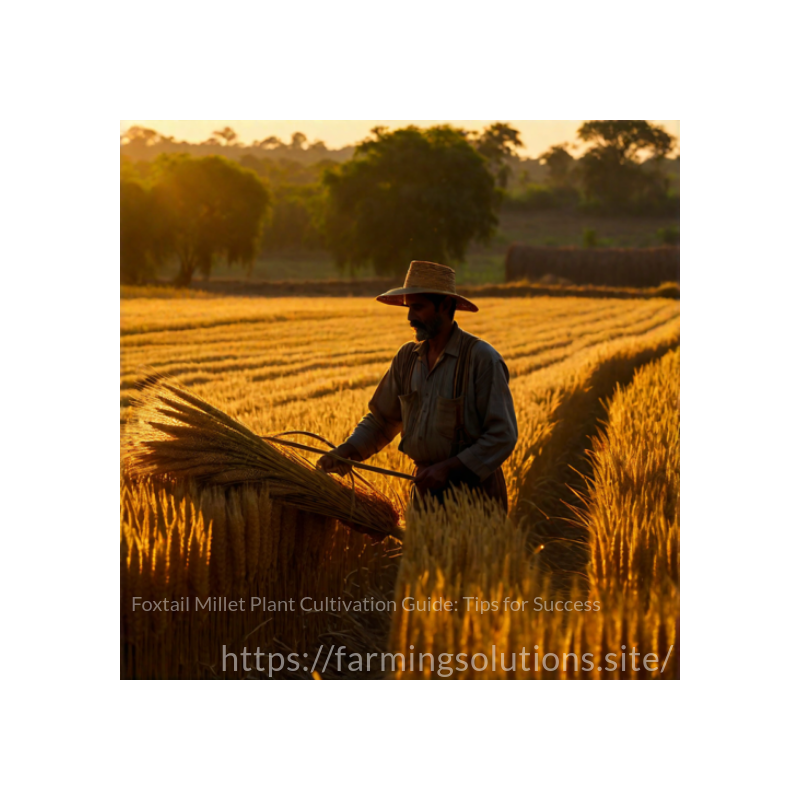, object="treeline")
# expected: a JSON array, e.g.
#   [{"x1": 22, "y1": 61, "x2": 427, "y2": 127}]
[
  {"x1": 121, "y1": 121, "x2": 680, "y2": 285},
  {"x1": 121, "y1": 122, "x2": 521, "y2": 284},
  {"x1": 123, "y1": 154, "x2": 344, "y2": 285},
  {"x1": 121, "y1": 155, "x2": 271, "y2": 286},
  {"x1": 120, "y1": 126, "x2": 355, "y2": 165},
  {"x1": 507, "y1": 121, "x2": 680, "y2": 214}
]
